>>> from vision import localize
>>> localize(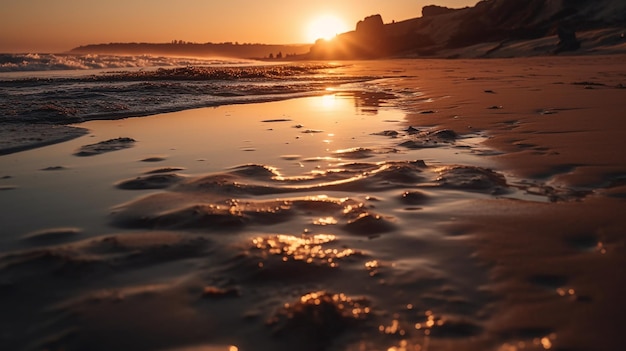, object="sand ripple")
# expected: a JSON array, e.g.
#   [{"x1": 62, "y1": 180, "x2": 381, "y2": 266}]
[
  {"x1": 109, "y1": 160, "x2": 463, "y2": 234},
  {"x1": 74, "y1": 137, "x2": 136, "y2": 156},
  {"x1": 0, "y1": 156, "x2": 575, "y2": 351}
]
